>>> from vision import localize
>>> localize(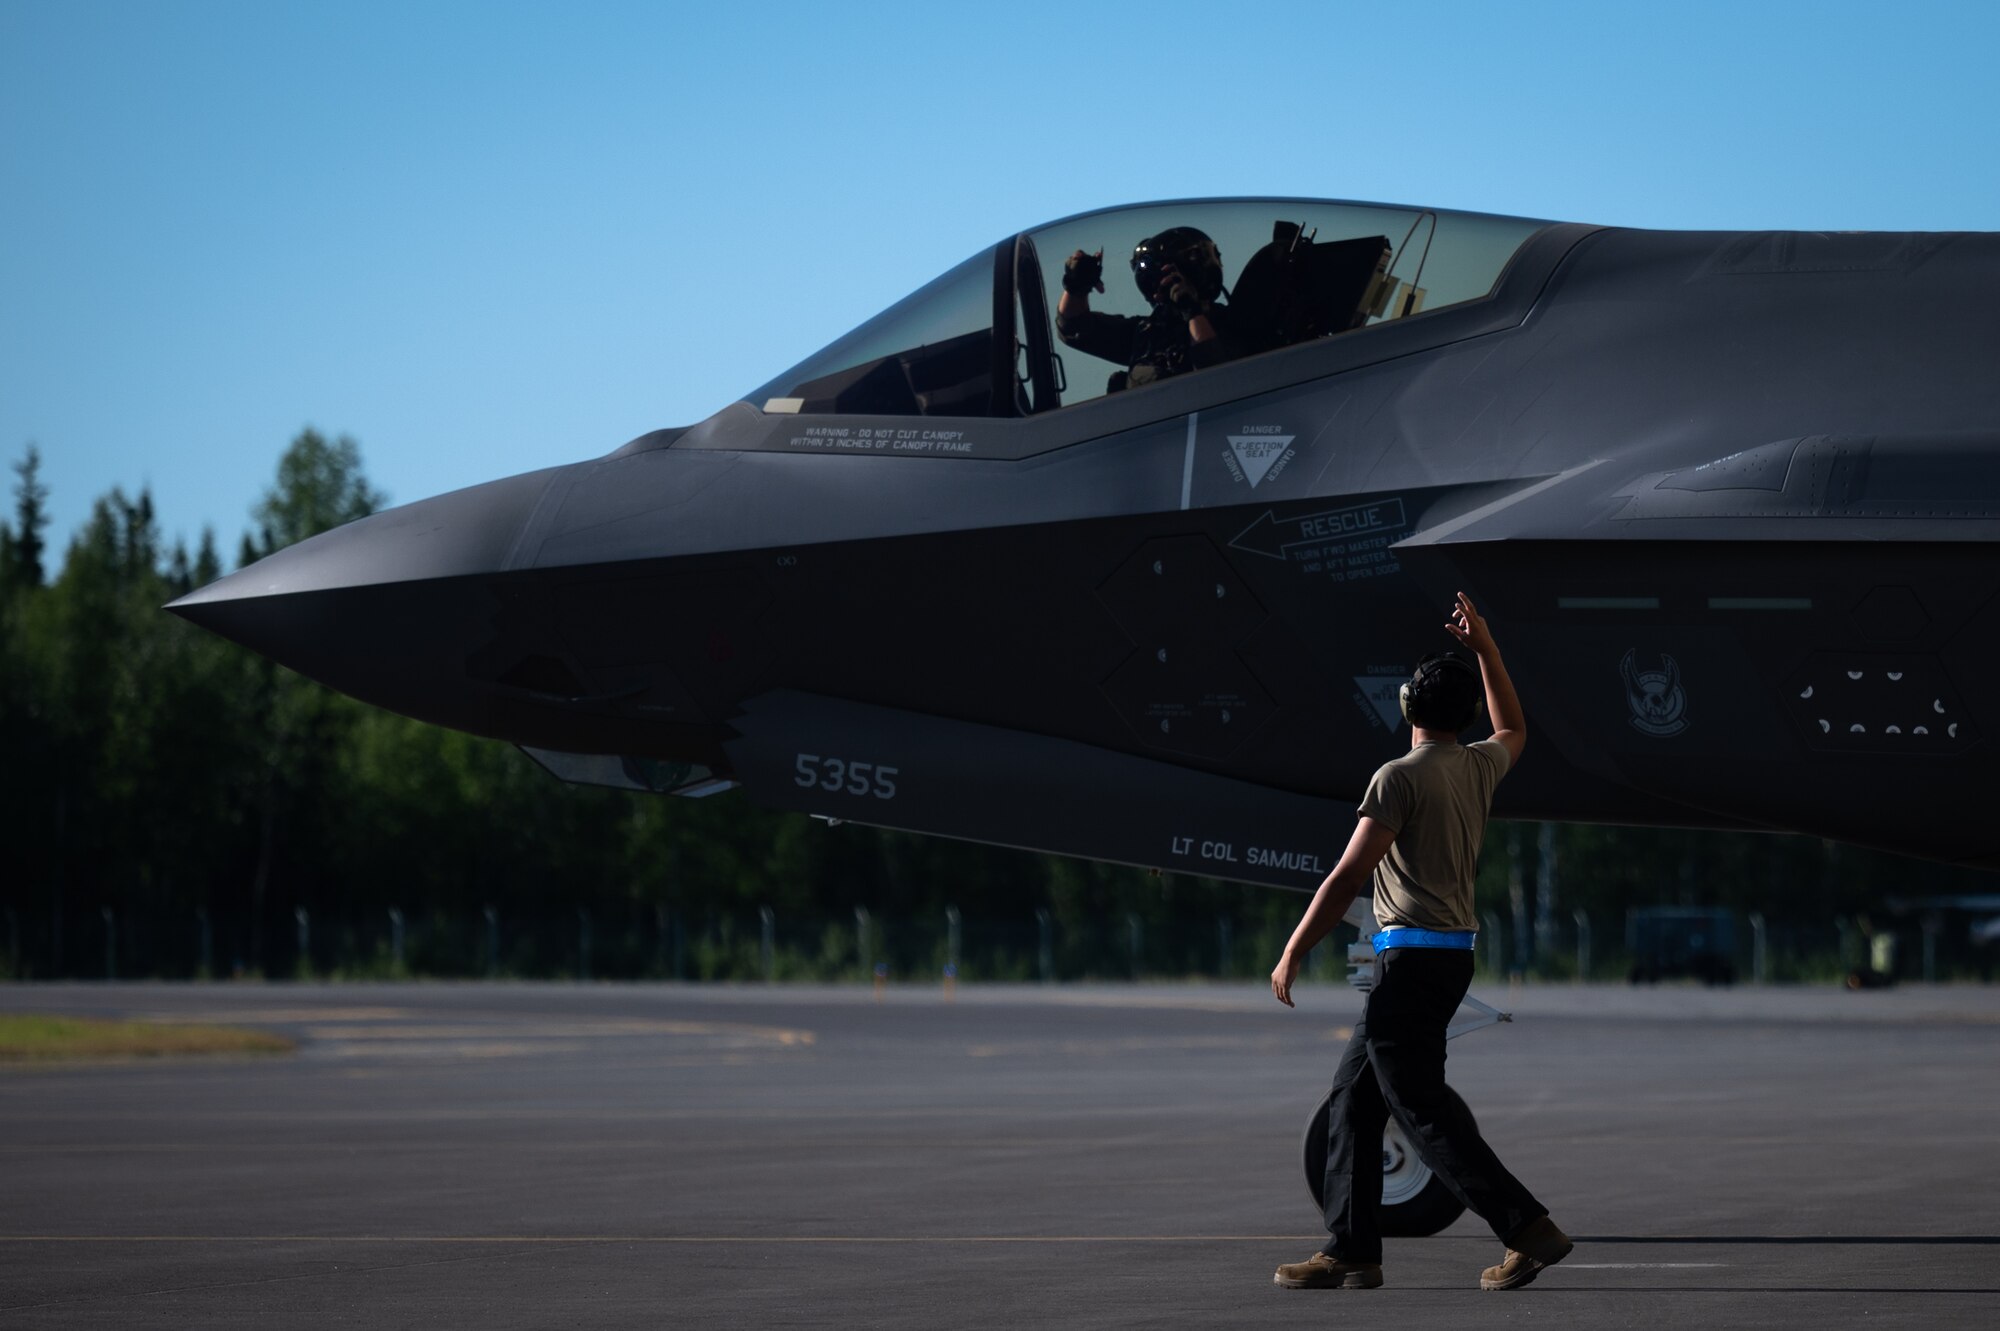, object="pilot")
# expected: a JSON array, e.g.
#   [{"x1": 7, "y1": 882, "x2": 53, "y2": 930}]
[
  {"x1": 1268, "y1": 594, "x2": 1572, "y2": 1294},
  {"x1": 1056, "y1": 227, "x2": 1246, "y2": 390}
]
